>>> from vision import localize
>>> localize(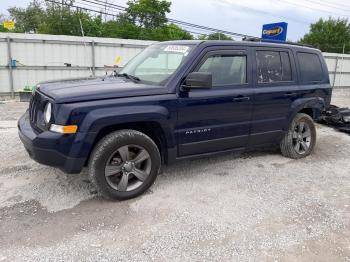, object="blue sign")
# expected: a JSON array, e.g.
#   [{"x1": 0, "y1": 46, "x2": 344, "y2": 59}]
[{"x1": 262, "y1": 22, "x2": 288, "y2": 42}]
